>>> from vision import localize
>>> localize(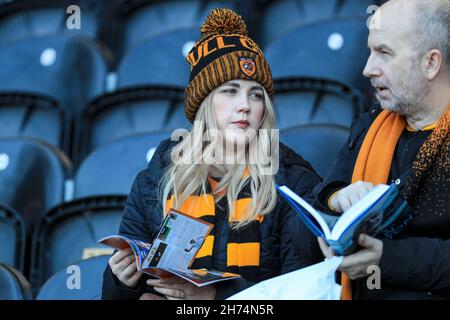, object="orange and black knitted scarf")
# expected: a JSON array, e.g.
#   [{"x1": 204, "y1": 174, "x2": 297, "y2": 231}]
[{"x1": 165, "y1": 178, "x2": 263, "y2": 283}]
